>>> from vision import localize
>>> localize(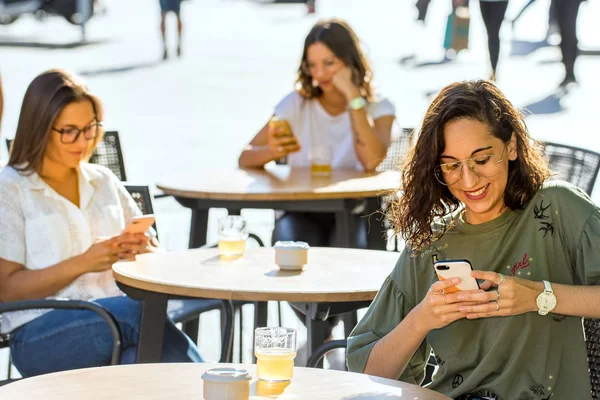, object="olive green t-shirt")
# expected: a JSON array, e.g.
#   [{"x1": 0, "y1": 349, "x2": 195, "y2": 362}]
[{"x1": 347, "y1": 181, "x2": 600, "y2": 400}]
